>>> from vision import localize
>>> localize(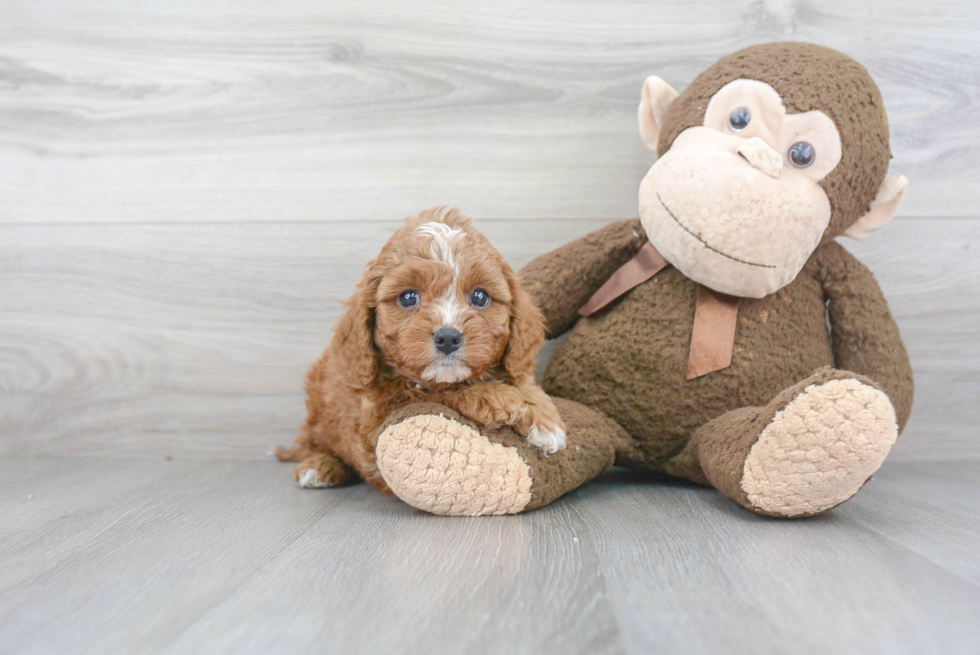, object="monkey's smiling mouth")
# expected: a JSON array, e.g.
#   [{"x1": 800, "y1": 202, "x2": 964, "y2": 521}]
[{"x1": 657, "y1": 193, "x2": 775, "y2": 269}]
